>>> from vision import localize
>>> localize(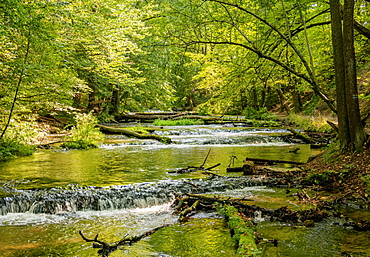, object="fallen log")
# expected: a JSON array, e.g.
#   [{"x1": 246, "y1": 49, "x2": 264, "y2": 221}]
[
  {"x1": 286, "y1": 127, "x2": 315, "y2": 144},
  {"x1": 226, "y1": 167, "x2": 244, "y2": 172},
  {"x1": 115, "y1": 112, "x2": 191, "y2": 122},
  {"x1": 221, "y1": 205, "x2": 260, "y2": 256},
  {"x1": 97, "y1": 124, "x2": 171, "y2": 144},
  {"x1": 244, "y1": 157, "x2": 305, "y2": 165},
  {"x1": 115, "y1": 112, "x2": 252, "y2": 124},
  {"x1": 174, "y1": 193, "x2": 329, "y2": 223},
  {"x1": 172, "y1": 193, "x2": 333, "y2": 255}
]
